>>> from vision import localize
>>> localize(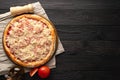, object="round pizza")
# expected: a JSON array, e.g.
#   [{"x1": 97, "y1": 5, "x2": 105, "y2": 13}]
[{"x1": 3, "y1": 14, "x2": 57, "y2": 68}]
